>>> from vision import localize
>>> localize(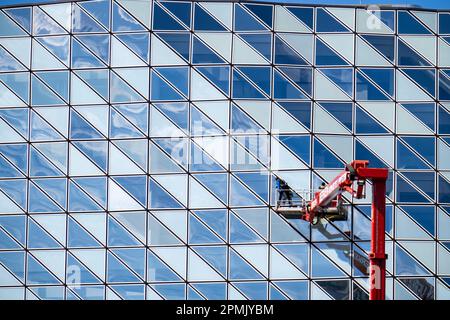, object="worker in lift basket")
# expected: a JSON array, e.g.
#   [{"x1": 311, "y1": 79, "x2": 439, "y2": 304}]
[{"x1": 275, "y1": 177, "x2": 293, "y2": 207}]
